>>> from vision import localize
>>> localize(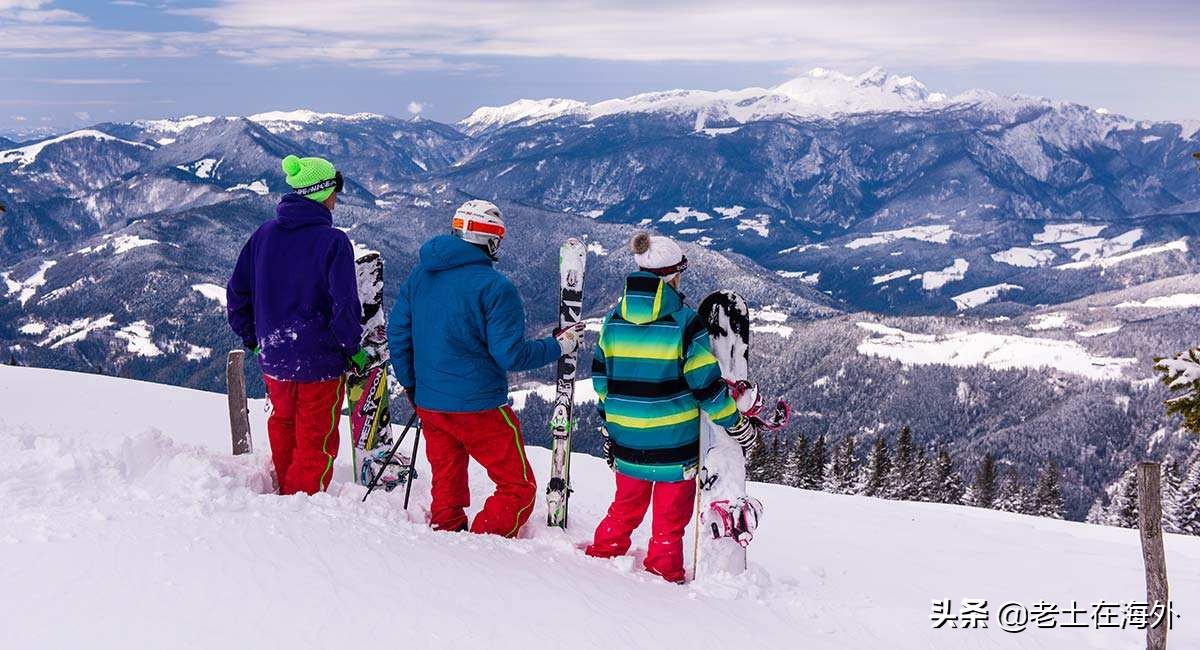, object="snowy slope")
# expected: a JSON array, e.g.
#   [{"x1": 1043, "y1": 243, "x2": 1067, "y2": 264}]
[
  {"x1": 0, "y1": 129, "x2": 153, "y2": 167},
  {"x1": 3, "y1": 366, "x2": 1198, "y2": 649}
]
